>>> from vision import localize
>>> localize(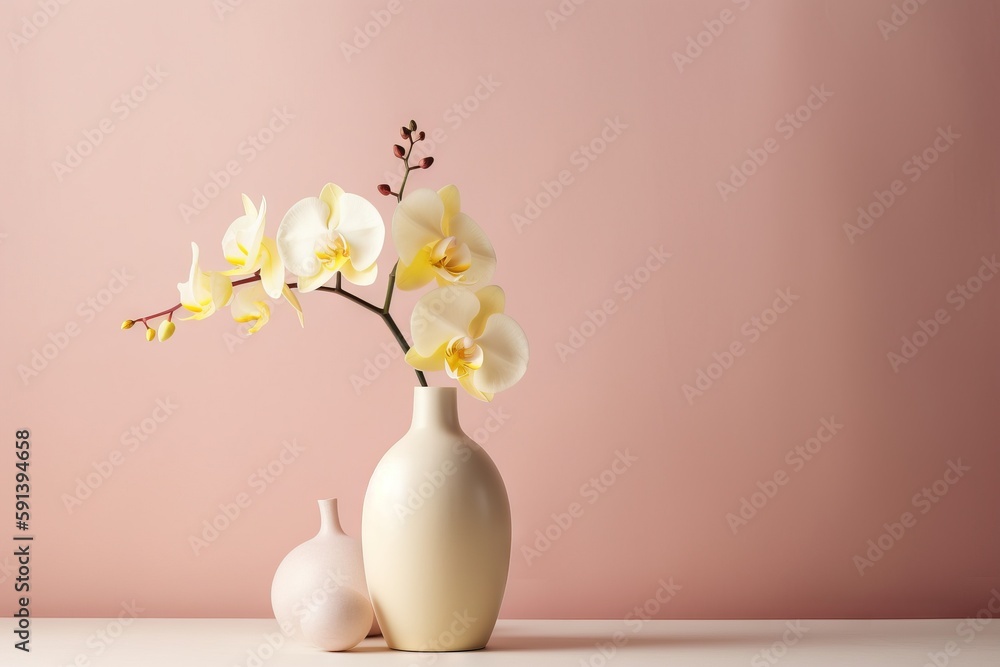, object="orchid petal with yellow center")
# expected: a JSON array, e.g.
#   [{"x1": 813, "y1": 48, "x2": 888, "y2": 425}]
[
  {"x1": 277, "y1": 184, "x2": 384, "y2": 291},
  {"x1": 406, "y1": 285, "x2": 527, "y2": 401},
  {"x1": 392, "y1": 186, "x2": 496, "y2": 290},
  {"x1": 231, "y1": 283, "x2": 304, "y2": 334},
  {"x1": 221, "y1": 195, "x2": 266, "y2": 271},
  {"x1": 177, "y1": 242, "x2": 233, "y2": 320}
]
